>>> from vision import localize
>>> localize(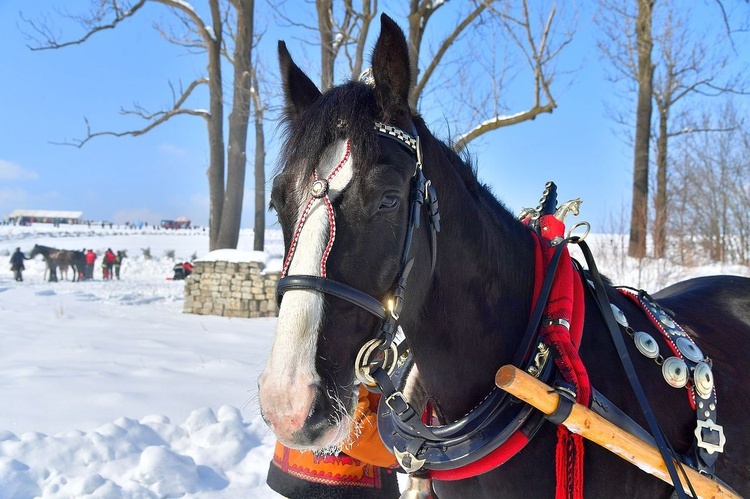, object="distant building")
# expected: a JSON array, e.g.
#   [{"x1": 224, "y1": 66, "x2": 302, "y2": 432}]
[
  {"x1": 6, "y1": 209, "x2": 84, "y2": 225},
  {"x1": 160, "y1": 216, "x2": 191, "y2": 229}
]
